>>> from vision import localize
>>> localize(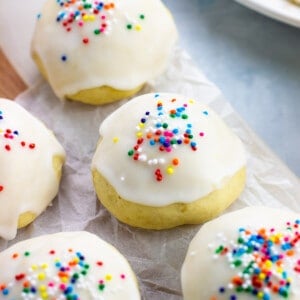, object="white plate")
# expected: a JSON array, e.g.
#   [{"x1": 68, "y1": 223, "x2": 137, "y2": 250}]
[{"x1": 235, "y1": 0, "x2": 300, "y2": 28}]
